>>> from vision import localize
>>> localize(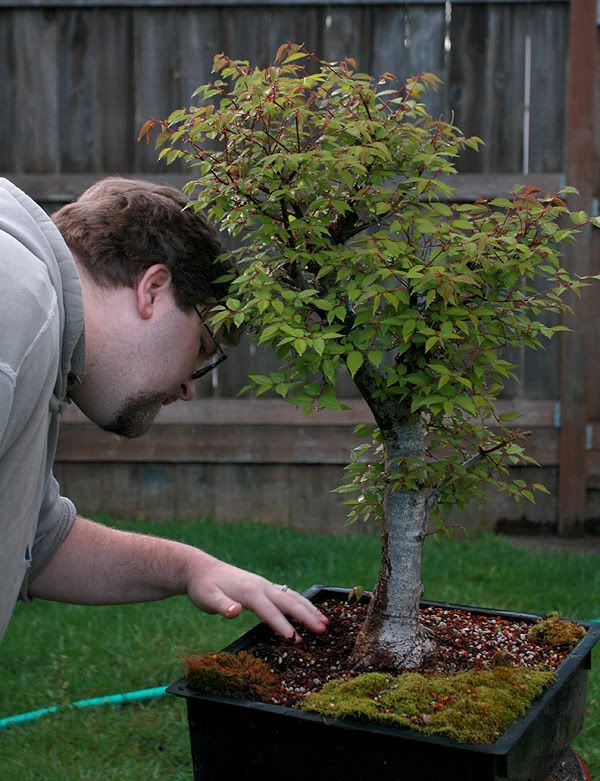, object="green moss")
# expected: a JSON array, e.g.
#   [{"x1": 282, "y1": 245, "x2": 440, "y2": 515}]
[
  {"x1": 183, "y1": 651, "x2": 279, "y2": 702},
  {"x1": 527, "y1": 612, "x2": 587, "y2": 649},
  {"x1": 301, "y1": 666, "x2": 555, "y2": 744}
]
